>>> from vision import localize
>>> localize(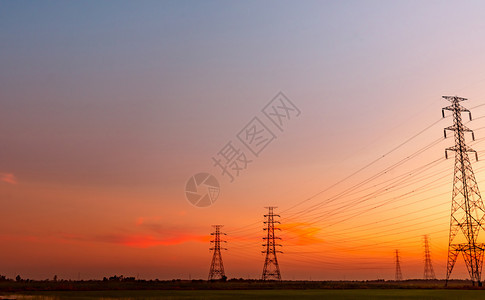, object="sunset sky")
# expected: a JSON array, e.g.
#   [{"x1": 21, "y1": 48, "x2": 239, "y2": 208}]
[{"x1": 3, "y1": 0, "x2": 485, "y2": 281}]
